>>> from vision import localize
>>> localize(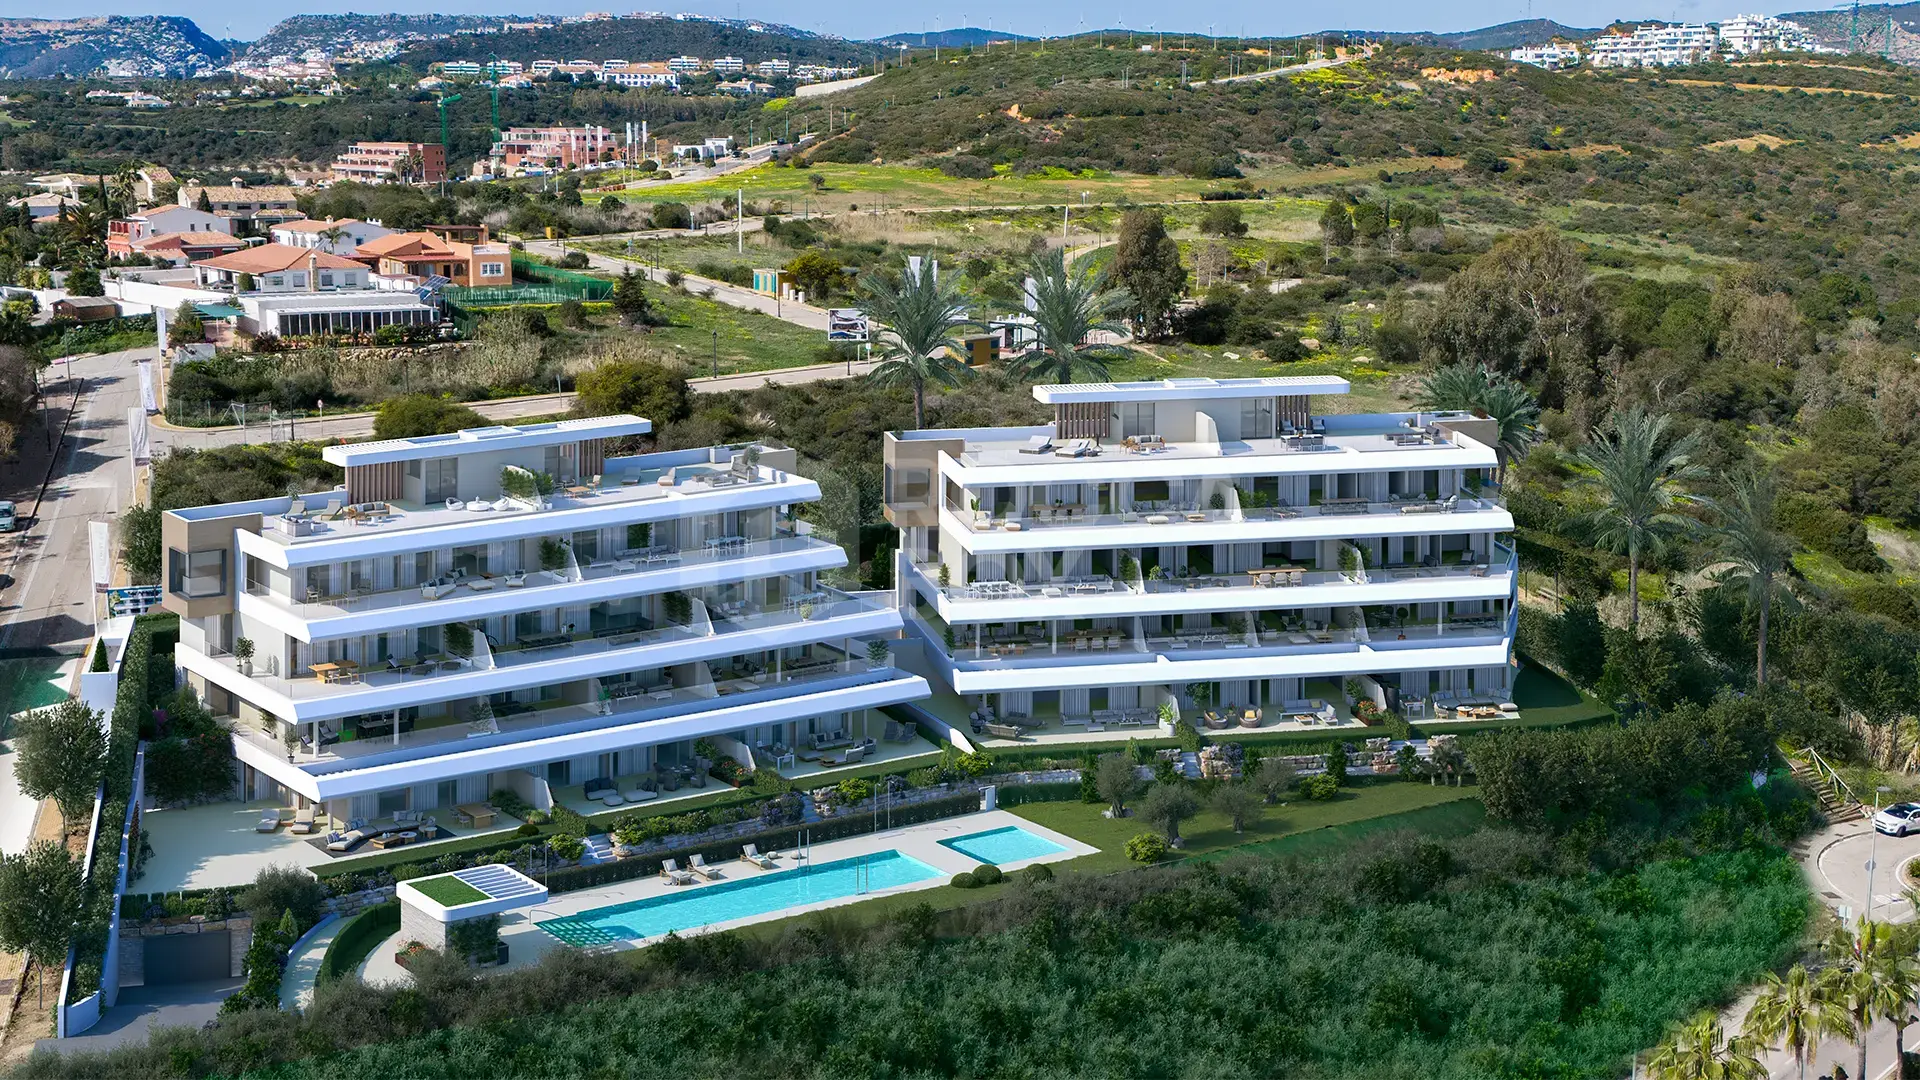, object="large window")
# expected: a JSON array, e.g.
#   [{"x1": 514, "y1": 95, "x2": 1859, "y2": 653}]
[
  {"x1": 167, "y1": 548, "x2": 227, "y2": 599},
  {"x1": 1239, "y1": 398, "x2": 1275, "y2": 440},
  {"x1": 423, "y1": 457, "x2": 459, "y2": 503},
  {"x1": 1117, "y1": 402, "x2": 1157, "y2": 439},
  {"x1": 886, "y1": 466, "x2": 931, "y2": 506}
]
